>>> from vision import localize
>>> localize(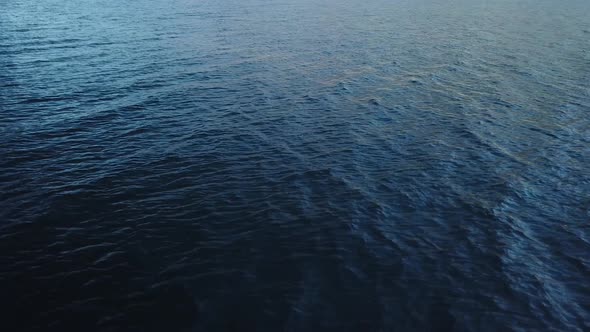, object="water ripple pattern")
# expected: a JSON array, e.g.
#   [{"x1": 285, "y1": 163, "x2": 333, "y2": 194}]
[{"x1": 1, "y1": 0, "x2": 589, "y2": 331}]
